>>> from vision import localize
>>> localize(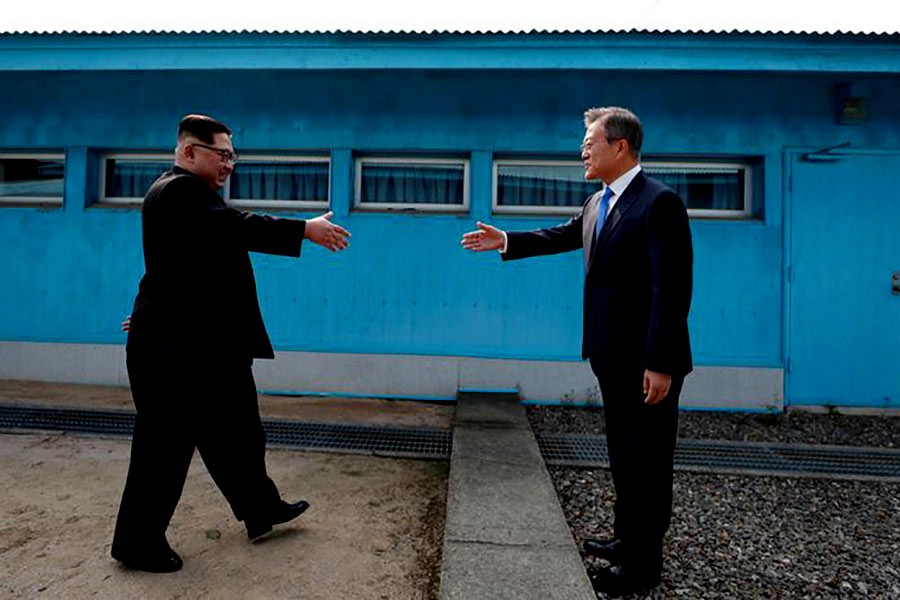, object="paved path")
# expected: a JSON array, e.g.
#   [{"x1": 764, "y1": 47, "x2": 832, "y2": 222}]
[{"x1": 440, "y1": 392, "x2": 594, "y2": 600}]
